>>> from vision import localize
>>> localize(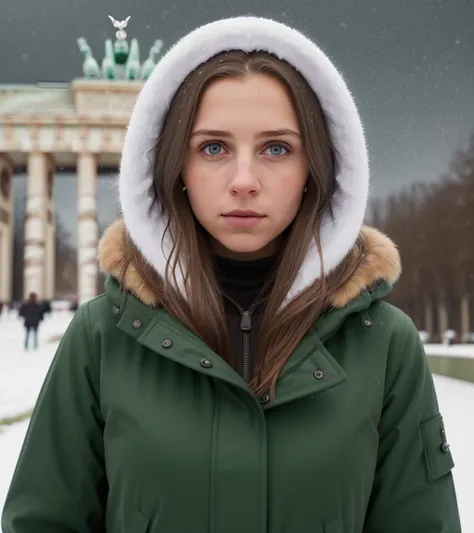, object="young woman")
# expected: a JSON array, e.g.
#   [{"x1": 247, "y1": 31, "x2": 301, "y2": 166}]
[{"x1": 2, "y1": 16, "x2": 461, "y2": 533}]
